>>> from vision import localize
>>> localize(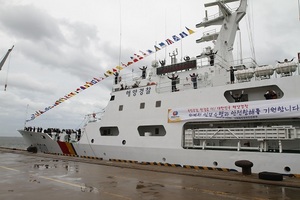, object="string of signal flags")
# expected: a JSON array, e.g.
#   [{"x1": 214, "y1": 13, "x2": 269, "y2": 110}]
[{"x1": 26, "y1": 27, "x2": 195, "y2": 122}]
